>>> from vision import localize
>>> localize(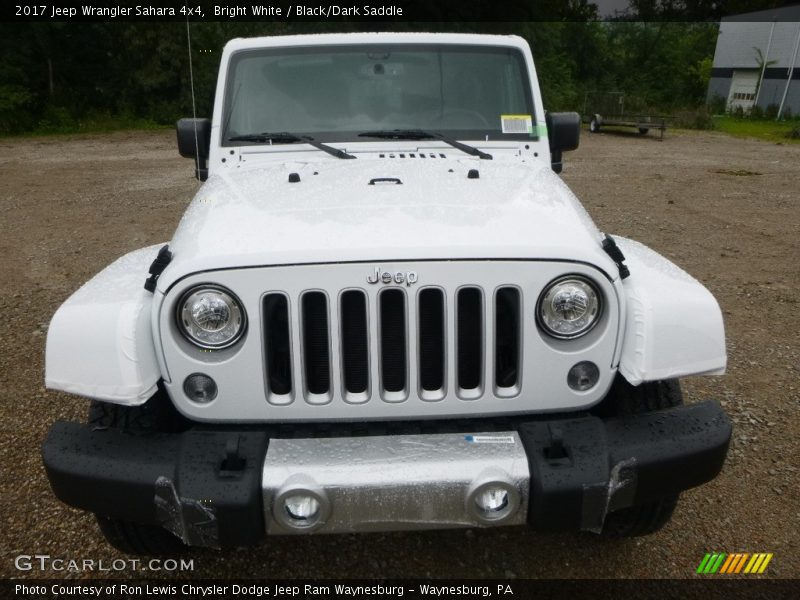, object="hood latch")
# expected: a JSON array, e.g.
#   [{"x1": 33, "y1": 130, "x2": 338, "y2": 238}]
[
  {"x1": 602, "y1": 235, "x2": 630, "y2": 280},
  {"x1": 144, "y1": 245, "x2": 173, "y2": 292}
]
